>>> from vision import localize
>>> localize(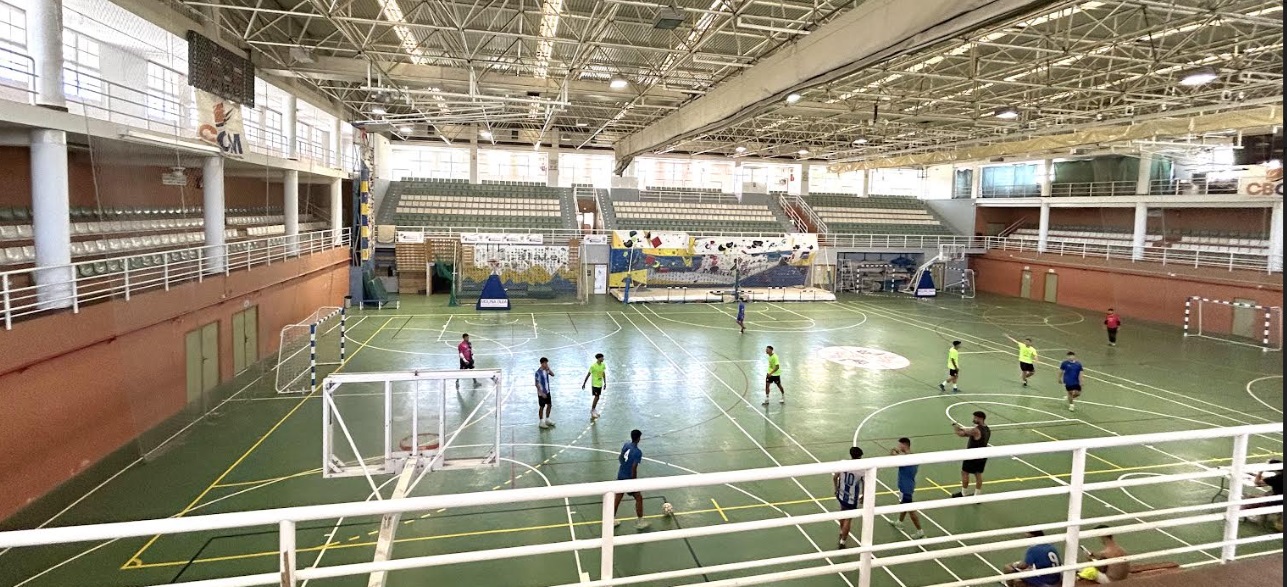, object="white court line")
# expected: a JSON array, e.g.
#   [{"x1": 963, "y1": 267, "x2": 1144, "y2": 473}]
[
  {"x1": 343, "y1": 314, "x2": 623, "y2": 359},
  {"x1": 301, "y1": 475, "x2": 400, "y2": 587},
  {"x1": 497, "y1": 457, "x2": 584, "y2": 580},
  {"x1": 1246, "y1": 376, "x2": 1284, "y2": 415},
  {"x1": 437, "y1": 315, "x2": 454, "y2": 342}
]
